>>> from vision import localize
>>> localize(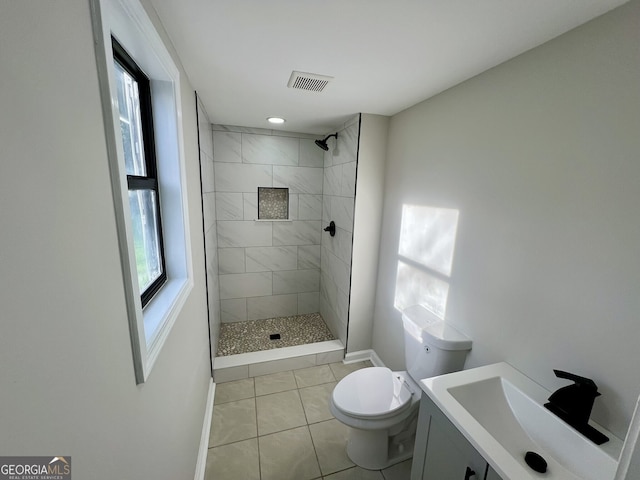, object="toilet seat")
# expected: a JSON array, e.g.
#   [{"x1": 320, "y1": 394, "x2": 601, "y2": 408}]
[{"x1": 332, "y1": 367, "x2": 414, "y2": 419}]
